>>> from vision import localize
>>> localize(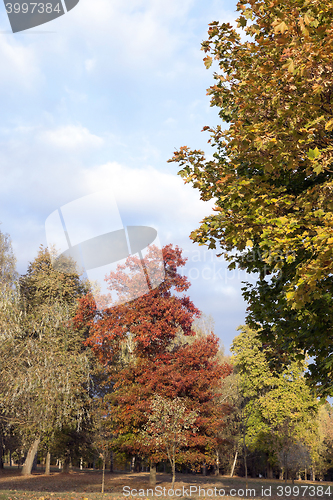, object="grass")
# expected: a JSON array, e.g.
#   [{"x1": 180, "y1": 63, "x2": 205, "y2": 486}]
[{"x1": 0, "y1": 468, "x2": 332, "y2": 500}]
